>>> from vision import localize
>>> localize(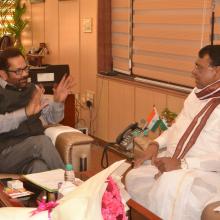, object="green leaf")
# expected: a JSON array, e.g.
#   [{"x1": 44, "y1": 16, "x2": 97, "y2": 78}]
[{"x1": 0, "y1": 0, "x2": 28, "y2": 51}]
